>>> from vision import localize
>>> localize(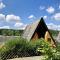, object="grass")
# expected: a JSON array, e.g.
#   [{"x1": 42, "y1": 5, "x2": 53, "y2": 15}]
[{"x1": 0, "y1": 37, "x2": 60, "y2": 60}]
